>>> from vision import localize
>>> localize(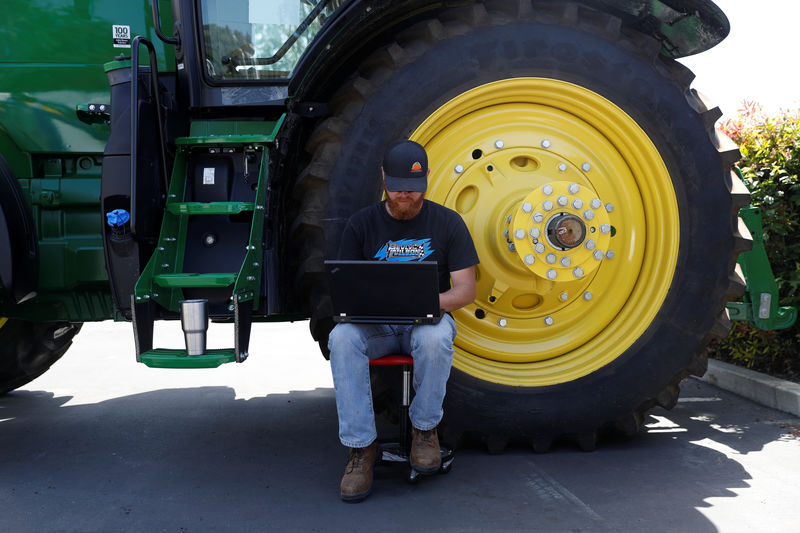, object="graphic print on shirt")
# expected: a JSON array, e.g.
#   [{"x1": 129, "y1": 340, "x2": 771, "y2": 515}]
[{"x1": 374, "y1": 238, "x2": 434, "y2": 261}]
